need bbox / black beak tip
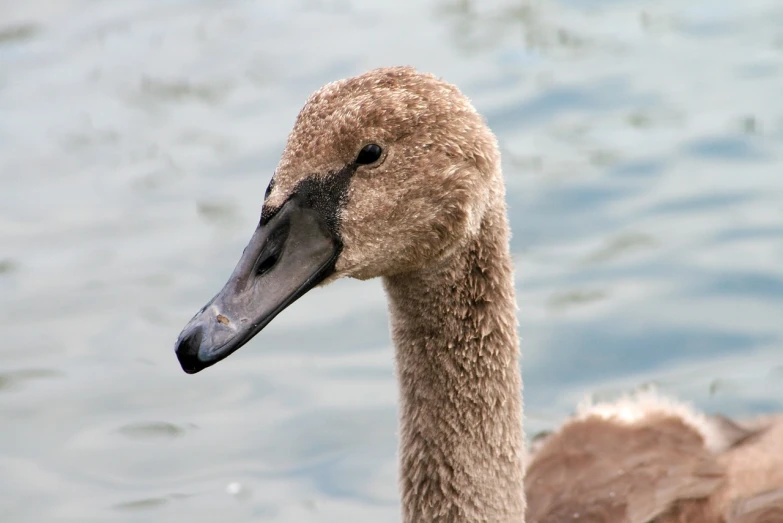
[175,326,208,374]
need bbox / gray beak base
[174,195,340,373]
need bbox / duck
[174,66,783,522]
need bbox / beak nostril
[253,219,289,278]
[255,252,279,277]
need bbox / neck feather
[383,204,526,522]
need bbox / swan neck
[383,205,526,522]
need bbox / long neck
[383,205,526,522]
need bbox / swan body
[174,67,783,522]
[527,392,783,522]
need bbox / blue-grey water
[1,0,782,521]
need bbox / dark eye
[355,144,382,165]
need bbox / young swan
[176,66,525,521]
[526,391,783,522]
[174,67,783,522]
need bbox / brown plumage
[176,66,783,522]
[526,395,783,522]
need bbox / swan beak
[174,194,340,374]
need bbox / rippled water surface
[1,0,782,521]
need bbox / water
[1,0,782,521]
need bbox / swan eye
[355,144,382,165]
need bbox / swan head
[175,66,500,373]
